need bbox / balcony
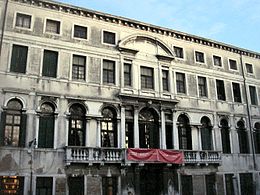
[64,146,221,165]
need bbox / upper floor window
[38,103,55,148]
[10,45,28,74]
[232,82,242,103]
[141,66,154,89]
[249,86,258,105]
[176,72,186,94]
[178,114,192,150]
[103,59,115,84]
[174,46,184,58]
[103,30,116,45]
[198,76,207,97]
[74,25,88,39]
[200,116,212,150]
[124,62,132,87]
[213,55,222,67]
[229,59,237,70]
[72,55,86,81]
[245,63,253,74]
[220,119,231,154]
[15,13,31,29]
[195,51,205,63]
[68,104,86,146]
[162,70,169,91]
[42,50,58,78]
[216,79,226,101]
[46,19,60,34]
[0,99,27,147]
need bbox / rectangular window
[102,177,117,195]
[195,51,205,63]
[213,55,222,66]
[239,173,254,195]
[42,50,58,78]
[232,82,242,103]
[103,31,116,45]
[46,19,60,34]
[174,46,184,58]
[68,176,84,195]
[74,25,88,39]
[216,79,226,101]
[206,175,216,195]
[246,63,253,74]
[181,175,193,195]
[198,76,207,97]
[229,59,237,70]
[162,70,169,91]
[141,66,154,89]
[36,177,53,195]
[10,45,28,73]
[0,176,24,195]
[176,72,186,94]
[72,55,86,80]
[103,59,115,84]
[15,13,31,29]
[249,86,258,105]
[225,174,234,195]
[124,62,132,87]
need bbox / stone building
[0,0,260,194]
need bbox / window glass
[74,25,87,39]
[162,70,169,91]
[10,45,28,73]
[103,60,115,84]
[174,46,184,58]
[46,19,60,34]
[124,63,132,87]
[16,13,31,28]
[141,66,154,89]
[229,59,237,70]
[103,31,116,45]
[195,51,205,63]
[246,63,253,74]
[72,55,86,80]
[216,79,226,101]
[42,50,58,78]
[232,82,242,103]
[213,55,222,66]
[198,76,207,97]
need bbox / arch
[99,104,119,118]
[139,107,159,149]
[119,34,174,56]
[4,97,26,109]
[67,101,88,115]
[38,99,58,112]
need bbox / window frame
[102,59,116,85]
[41,49,59,78]
[14,12,32,30]
[228,58,238,71]
[245,63,254,74]
[9,44,29,74]
[176,72,186,94]
[249,85,258,105]
[73,24,88,40]
[124,61,132,87]
[36,177,53,195]
[232,82,242,103]
[71,54,87,81]
[44,18,61,35]
[198,76,208,98]
[173,46,184,59]
[195,51,205,64]
[216,79,226,101]
[162,69,169,92]
[212,55,222,67]
[140,66,154,90]
[102,29,117,45]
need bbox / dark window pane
[176,72,186,94]
[201,117,212,150]
[237,120,249,153]
[216,80,226,101]
[124,63,132,87]
[103,60,115,84]
[68,176,84,195]
[103,31,116,45]
[178,114,192,150]
[174,46,183,58]
[16,13,31,28]
[232,83,242,103]
[36,177,53,195]
[42,50,58,78]
[254,123,260,153]
[246,63,253,74]
[46,19,60,34]
[225,174,234,195]
[195,51,205,63]
[10,45,28,73]
[221,119,231,153]
[141,66,154,89]
[74,25,88,39]
[162,70,169,91]
[249,86,258,105]
[213,55,222,66]
[181,175,193,195]
[239,173,254,195]
[198,76,207,97]
[229,59,237,70]
[72,55,86,80]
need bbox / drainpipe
[239,53,257,170]
[0,0,8,58]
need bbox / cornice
[12,0,260,59]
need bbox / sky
[56,0,260,53]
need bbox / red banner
[127,148,183,164]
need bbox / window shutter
[0,112,6,146]
[46,117,54,148]
[19,113,27,147]
[38,117,47,148]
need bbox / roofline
[12,0,260,59]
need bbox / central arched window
[178,114,192,150]
[220,119,231,153]
[68,104,86,146]
[237,120,249,154]
[139,108,159,149]
[101,107,117,147]
[38,102,55,148]
[254,122,260,154]
[0,99,26,147]
[200,116,212,150]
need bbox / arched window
[0,99,26,147]
[101,107,117,147]
[237,120,249,154]
[200,116,213,150]
[68,104,86,146]
[178,114,192,150]
[38,102,55,148]
[139,108,159,149]
[220,119,231,153]
[254,122,260,154]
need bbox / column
[121,106,126,148]
[230,115,238,153]
[85,117,91,147]
[213,112,221,151]
[161,108,166,149]
[134,106,139,148]
[96,118,101,147]
[192,125,200,150]
[117,118,121,148]
[172,110,179,149]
